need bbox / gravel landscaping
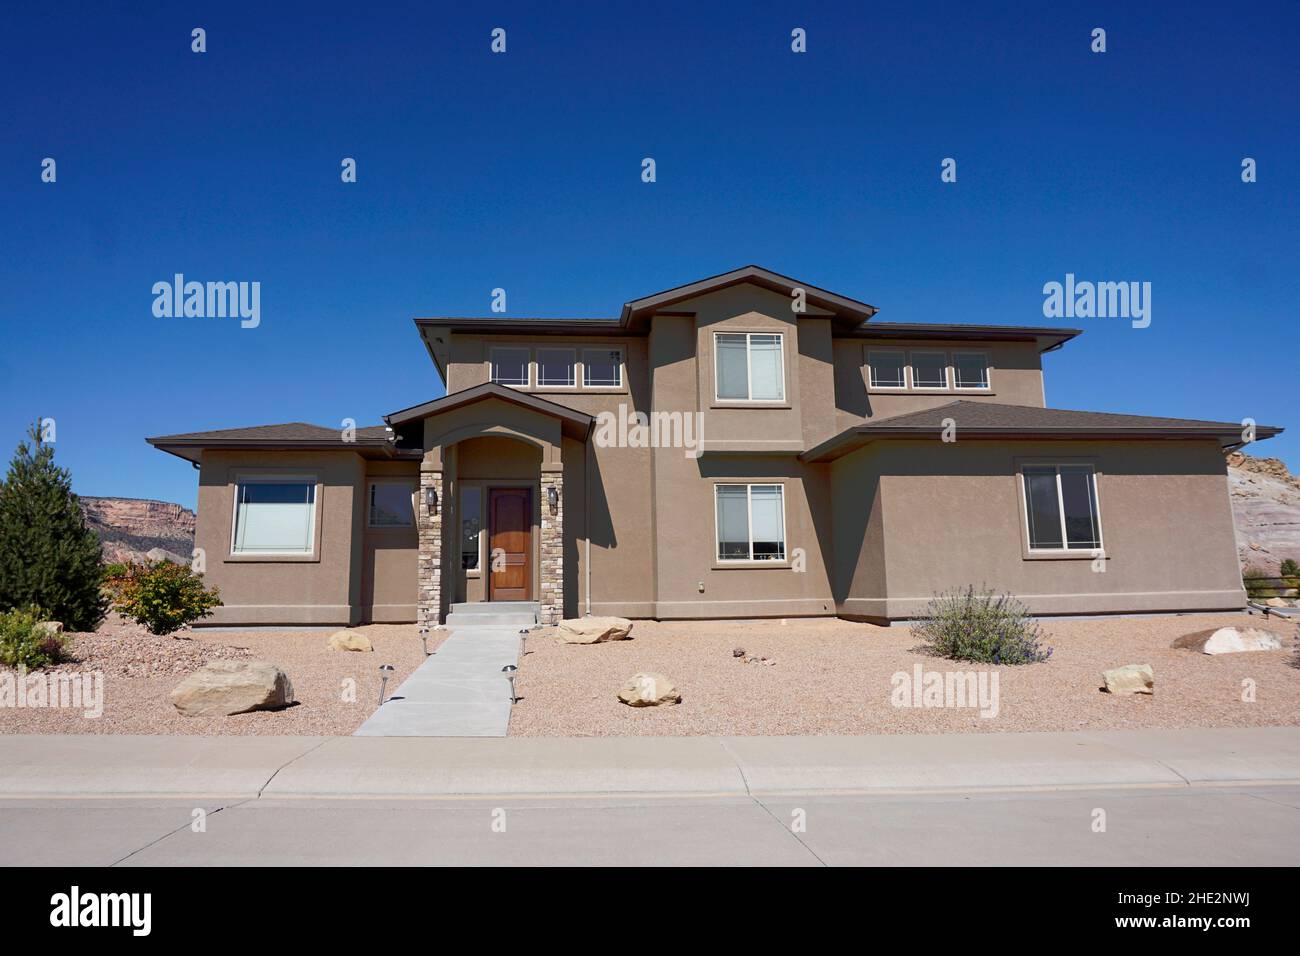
[508,612,1300,737]
[0,616,433,735]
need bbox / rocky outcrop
[81,497,196,565]
[1227,453,1300,574]
[170,660,294,716]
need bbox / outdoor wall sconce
[502,664,518,703]
[425,487,438,514]
[378,664,395,706]
[547,485,558,510]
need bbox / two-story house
[148,266,1281,627]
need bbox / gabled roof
[146,422,411,465]
[385,382,595,441]
[801,401,1283,462]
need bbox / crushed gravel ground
[0,618,435,735]
[508,613,1300,736]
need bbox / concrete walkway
[352,624,522,737]
[2,727,1298,799]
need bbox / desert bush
[112,561,222,635]
[0,605,66,670]
[1242,565,1279,599]
[912,585,1052,665]
[1280,559,1300,594]
[0,425,107,630]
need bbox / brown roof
[146,422,410,465]
[385,383,594,441]
[801,401,1283,462]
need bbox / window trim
[489,346,532,389]
[867,348,909,391]
[581,347,624,389]
[1018,462,1105,557]
[713,331,786,403]
[907,349,950,391]
[535,347,577,389]
[952,350,992,391]
[366,479,416,530]
[228,472,321,559]
[713,482,788,564]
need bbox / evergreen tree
[0,424,107,630]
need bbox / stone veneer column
[418,470,443,626]
[539,473,563,624]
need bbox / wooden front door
[488,488,532,601]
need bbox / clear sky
[2,1,1295,509]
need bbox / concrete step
[448,601,538,618]
[445,613,535,628]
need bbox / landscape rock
[617,672,681,707]
[557,616,633,644]
[34,621,64,637]
[1173,627,1284,655]
[170,660,294,716]
[145,547,190,565]
[1101,664,1154,696]
[1264,597,1289,608]
[732,647,745,658]
[327,630,374,652]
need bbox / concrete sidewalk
[1,726,1298,799]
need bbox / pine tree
[0,424,108,631]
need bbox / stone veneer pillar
[418,470,443,626]
[539,472,564,624]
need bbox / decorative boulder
[557,616,633,644]
[146,547,190,565]
[327,630,374,652]
[1101,664,1154,696]
[617,672,681,707]
[1172,627,1283,655]
[170,660,294,716]
[1264,598,1289,608]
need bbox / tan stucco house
[148,266,1281,627]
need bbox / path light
[518,627,529,657]
[378,664,395,706]
[419,625,431,657]
[502,664,518,703]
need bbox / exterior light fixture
[378,663,395,706]
[419,625,431,657]
[518,627,529,657]
[425,487,438,514]
[502,664,518,703]
[547,485,558,510]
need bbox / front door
[488,488,532,601]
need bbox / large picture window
[232,478,317,554]
[1022,464,1102,551]
[715,483,786,561]
[715,332,785,402]
[368,482,414,528]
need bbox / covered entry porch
[384,383,593,626]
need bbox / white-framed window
[582,347,623,388]
[715,332,785,402]
[953,351,991,390]
[909,350,949,389]
[867,349,908,389]
[490,347,531,387]
[536,348,576,387]
[368,481,415,528]
[715,483,786,562]
[1021,464,1103,552]
[231,475,317,555]
[460,486,482,571]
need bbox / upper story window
[368,481,414,528]
[1022,464,1102,552]
[867,349,907,389]
[232,476,317,555]
[490,347,531,387]
[909,350,948,389]
[582,348,623,388]
[537,348,576,387]
[715,332,785,402]
[953,351,991,390]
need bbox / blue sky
[2,0,1296,509]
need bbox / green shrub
[0,605,66,670]
[102,562,129,581]
[113,561,222,635]
[0,425,108,631]
[1280,559,1300,594]
[912,585,1052,665]
[1242,565,1278,600]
